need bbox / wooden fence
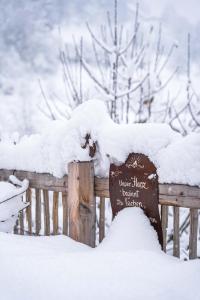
[0,161,199,259]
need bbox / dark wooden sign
[109,153,163,247]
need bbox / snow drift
[0,208,199,300]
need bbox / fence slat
[19,210,24,235]
[26,188,32,234]
[35,189,41,235]
[13,219,18,234]
[161,205,168,252]
[173,206,180,257]
[189,208,198,259]
[53,192,59,235]
[62,192,68,235]
[43,190,50,235]
[99,197,105,243]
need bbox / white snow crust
[0,208,199,300]
[0,100,199,186]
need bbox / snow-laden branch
[74,39,111,96]
[157,43,178,76]
[113,73,149,99]
[119,30,138,55]
[152,67,179,95]
[86,22,113,54]
[187,95,200,127]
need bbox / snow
[97,208,161,252]
[0,208,199,300]
[0,100,199,186]
[0,176,29,232]
[157,133,200,185]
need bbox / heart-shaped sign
[109,153,163,248]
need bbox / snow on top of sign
[0,99,199,186]
[0,207,199,300]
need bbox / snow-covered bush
[0,175,29,232]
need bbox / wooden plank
[26,188,32,234]
[43,190,50,235]
[68,161,96,247]
[53,192,59,235]
[173,206,180,258]
[159,196,200,209]
[0,169,199,205]
[159,184,200,199]
[62,192,68,235]
[0,169,199,201]
[0,170,68,192]
[189,208,198,259]
[19,209,24,235]
[94,178,200,208]
[35,189,41,235]
[161,205,168,252]
[95,177,109,198]
[99,197,105,243]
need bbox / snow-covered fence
[0,169,68,236]
[0,162,199,259]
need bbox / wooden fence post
[68,161,96,247]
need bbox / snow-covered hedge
[0,176,29,232]
[0,100,199,186]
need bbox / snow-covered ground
[0,208,199,300]
[0,100,199,186]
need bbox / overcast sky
[128,0,200,66]
[0,0,199,74]
[134,0,200,25]
[77,0,200,66]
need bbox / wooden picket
[161,205,168,252]
[62,192,68,235]
[99,197,105,243]
[173,207,180,257]
[19,211,24,235]
[189,208,199,259]
[26,188,32,234]
[43,190,50,236]
[53,192,59,235]
[35,189,41,235]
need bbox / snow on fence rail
[0,162,199,259]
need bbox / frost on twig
[38,1,199,135]
[76,0,178,123]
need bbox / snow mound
[157,133,200,185]
[99,208,161,252]
[0,99,199,186]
